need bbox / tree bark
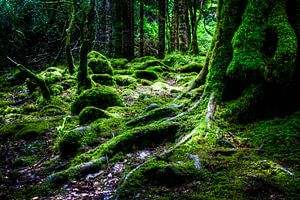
[139,0,144,57]
[202,0,298,121]
[158,0,166,59]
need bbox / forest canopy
[0,0,299,199]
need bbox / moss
[162,54,189,67]
[113,75,137,86]
[139,79,153,86]
[0,118,58,141]
[127,107,178,126]
[91,74,115,86]
[72,122,180,166]
[132,56,157,63]
[91,117,127,138]
[40,105,66,116]
[79,106,110,125]
[264,0,297,86]
[71,85,124,115]
[87,50,107,60]
[88,58,113,75]
[118,160,204,198]
[226,0,269,80]
[176,62,202,73]
[49,84,64,95]
[135,70,158,81]
[146,65,169,72]
[11,69,27,85]
[57,130,82,158]
[114,69,135,75]
[39,67,64,84]
[12,156,38,169]
[109,58,128,69]
[21,104,38,114]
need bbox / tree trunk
[158,0,166,59]
[65,1,75,74]
[77,0,95,93]
[171,0,179,51]
[202,0,298,121]
[178,0,190,52]
[139,0,144,57]
[123,0,134,60]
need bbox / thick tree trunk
[123,0,134,60]
[202,0,298,121]
[158,0,166,59]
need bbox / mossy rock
[176,62,202,73]
[139,79,153,86]
[71,85,124,115]
[79,106,110,125]
[87,50,107,60]
[135,70,158,81]
[39,67,64,84]
[91,74,115,86]
[113,75,137,86]
[109,58,128,70]
[11,69,27,85]
[57,130,82,158]
[162,54,189,67]
[88,58,113,75]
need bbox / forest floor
[0,53,299,200]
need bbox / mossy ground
[0,53,299,199]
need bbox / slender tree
[139,0,145,57]
[158,0,166,58]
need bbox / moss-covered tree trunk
[77,0,95,93]
[197,0,298,121]
[65,1,75,74]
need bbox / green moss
[40,105,66,116]
[91,74,115,86]
[135,70,158,81]
[146,65,169,72]
[57,130,82,158]
[127,107,178,126]
[109,58,128,69]
[49,84,64,95]
[114,69,135,75]
[0,118,58,141]
[71,85,124,115]
[162,54,189,67]
[79,106,110,125]
[91,117,127,138]
[176,62,202,73]
[113,75,137,86]
[39,67,64,84]
[264,0,297,86]
[132,56,157,63]
[11,69,27,85]
[226,0,269,80]
[88,58,113,75]
[87,50,107,60]
[72,122,180,165]
[139,79,153,86]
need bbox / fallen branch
[7,56,51,101]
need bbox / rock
[71,85,124,115]
[79,106,111,125]
[146,103,160,111]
